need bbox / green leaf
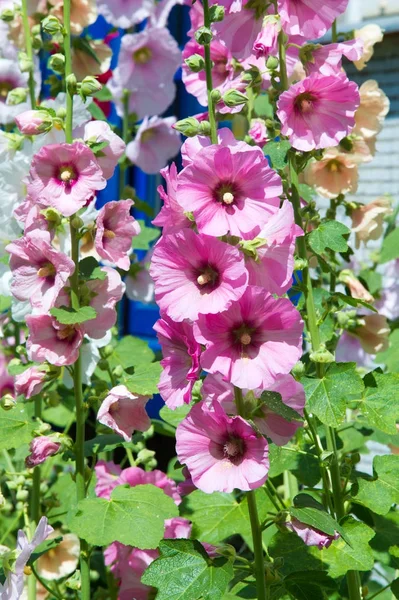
[46,473,77,524]
[87,101,107,121]
[391,578,399,599]
[0,403,36,452]
[50,306,97,325]
[302,363,364,427]
[259,391,303,422]
[268,445,320,487]
[132,198,155,218]
[83,434,138,457]
[289,507,350,546]
[109,336,155,370]
[142,539,234,600]
[124,362,162,395]
[269,531,325,577]
[263,140,291,170]
[323,517,375,578]
[359,269,382,295]
[69,484,178,548]
[94,86,113,101]
[298,184,316,204]
[284,571,337,600]
[333,291,377,313]
[358,371,399,434]
[254,94,273,118]
[72,36,101,64]
[132,220,160,250]
[375,330,399,373]
[380,227,399,263]
[79,257,106,280]
[159,403,192,428]
[351,455,399,515]
[308,221,350,255]
[0,295,11,312]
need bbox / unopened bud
[31,24,41,36]
[291,361,305,378]
[309,344,335,364]
[209,4,225,22]
[266,55,279,70]
[195,26,213,45]
[0,9,14,21]
[222,89,248,107]
[56,107,67,119]
[42,207,62,227]
[32,35,42,51]
[66,73,77,95]
[7,87,28,106]
[198,120,211,136]
[184,54,205,73]
[294,257,308,271]
[173,117,200,137]
[112,365,124,378]
[71,216,84,230]
[98,359,108,371]
[1,395,16,411]
[18,52,33,73]
[15,110,53,135]
[80,76,102,99]
[136,449,156,465]
[42,15,62,35]
[16,489,29,501]
[48,53,65,74]
[210,89,222,103]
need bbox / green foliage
[0,295,11,312]
[351,455,399,515]
[108,335,155,370]
[375,330,399,373]
[260,391,303,422]
[308,221,350,255]
[69,484,178,548]
[379,227,399,263]
[141,539,234,600]
[79,256,107,280]
[124,362,162,395]
[302,363,364,427]
[159,403,192,428]
[323,517,375,578]
[268,444,321,487]
[254,94,273,117]
[263,140,291,170]
[132,220,160,250]
[358,371,399,434]
[0,403,36,452]
[50,305,97,325]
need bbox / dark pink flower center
[37,262,56,280]
[295,92,318,114]
[213,180,241,207]
[56,325,78,343]
[56,164,78,187]
[233,323,257,355]
[223,436,246,465]
[196,264,219,290]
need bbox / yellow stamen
[240,332,252,346]
[222,192,234,205]
[103,229,116,239]
[37,263,56,278]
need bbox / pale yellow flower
[36,531,79,581]
[354,80,390,139]
[354,24,384,70]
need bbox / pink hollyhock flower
[27,142,106,218]
[6,233,75,312]
[98,0,154,28]
[26,436,61,468]
[182,38,233,106]
[177,466,197,497]
[303,148,359,200]
[97,385,151,442]
[351,196,392,248]
[277,73,360,152]
[176,143,282,237]
[150,229,248,321]
[252,20,279,59]
[83,120,126,180]
[195,285,303,390]
[164,517,192,540]
[278,0,349,39]
[82,267,124,339]
[242,200,302,295]
[248,119,268,147]
[15,109,53,135]
[116,28,181,92]
[304,39,364,77]
[105,545,157,600]
[176,400,269,493]
[180,127,247,167]
[0,518,53,600]
[214,5,263,60]
[0,355,14,400]
[354,24,383,71]
[15,366,46,399]
[26,315,84,367]
[202,372,305,446]
[154,315,201,409]
[126,116,181,175]
[95,200,140,270]
[94,461,122,499]
[285,518,339,549]
[152,163,192,234]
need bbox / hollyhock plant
[354,80,390,139]
[176,400,269,493]
[351,196,393,248]
[176,143,282,237]
[285,518,340,549]
[26,315,84,367]
[152,163,192,234]
[37,531,80,581]
[252,19,279,59]
[303,39,364,77]
[82,121,126,180]
[81,267,125,339]
[98,0,154,28]
[15,110,53,135]
[248,119,268,147]
[354,24,384,70]
[26,436,61,468]
[150,229,248,321]
[95,200,141,270]
[126,116,181,175]
[7,233,75,312]
[213,4,264,60]
[97,385,151,442]
[27,142,107,218]
[303,148,359,200]
[195,285,303,390]
[154,314,201,409]
[278,0,349,39]
[277,73,360,152]
[15,366,46,399]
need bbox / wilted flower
[354,24,383,70]
[351,196,393,248]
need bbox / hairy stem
[21,0,35,108]
[28,397,42,600]
[202,0,218,144]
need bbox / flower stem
[28,397,42,600]
[21,0,35,109]
[234,387,268,600]
[202,0,218,144]
[63,0,73,144]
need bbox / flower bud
[15,110,53,135]
[184,54,205,73]
[41,14,63,35]
[16,489,29,501]
[199,120,211,136]
[25,436,62,468]
[98,359,109,371]
[7,87,28,106]
[80,76,102,99]
[71,215,84,229]
[266,55,279,70]
[48,53,65,74]
[209,4,225,22]
[0,9,14,21]
[103,344,114,358]
[56,107,67,119]
[222,89,248,107]
[173,117,201,137]
[294,257,308,271]
[309,344,335,364]
[31,24,41,36]
[1,395,16,411]
[66,73,77,95]
[41,207,62,227]
[136,448,156,465]
[195,26,213,45]
[291,361,305,378]
[210,89,222,103]
[112,365,124,378]
[18,52,33,73]
[32,35,42,51]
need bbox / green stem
[234,387,267,600]
[331,20,338,43]
[31,566,63,600]
[304,409,334,514]
[63,0,73,143]
[21,0,35,108]
[202,0,217,144]
[278,31,288,92]
[28,397,42,600]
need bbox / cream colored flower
[72,39,112,81]
[354,80,390,139]
[354,24,383,70]
[49,0,97,35]
[354,314,390,354]
[339,269,374,304]
[351,196,393,248]
[36,531,79,581]
[304,148,358,199]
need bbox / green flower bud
[42,15,63,35]
[339,136,354,152]
[71,215,84,230]
[294,257,308,271]
[291,361,305,378]
[18,52,33,73]
[309,344,335,364]
[184,54,205,73]
[209,4,225,22]
[1,395,16,411]
[210,89,222,103]
[32,35,42,51]
[266,55,279,70]
[48,53,65,74]
[56,107,67,119]
[222,89,248,107]
[174,117,201,137]
[7,87,28,106]
[112,365,124,378]
[31,24,41,36]
[198,120,211,136]
[98,359,109,371]
[41,207,62,227]
[136,448,156,465]
[66,73,77,95]
[16,489,29,501]
[80,76,102,99]
[0,9,14,21]
[195,26,213,45]
[6,480,18,490]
